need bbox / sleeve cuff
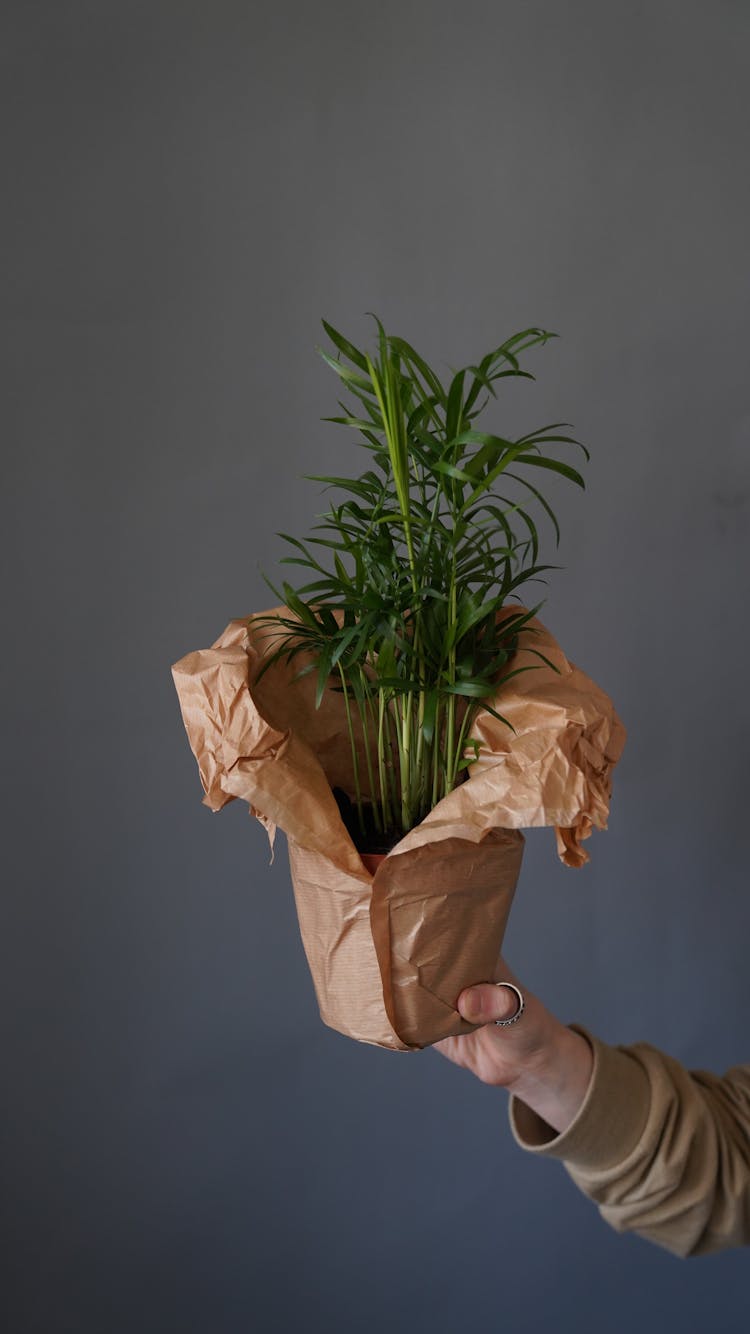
[508,1023,652,1172]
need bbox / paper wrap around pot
[172,607,625,1050]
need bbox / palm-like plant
[254,317,588,849]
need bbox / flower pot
[359,852,386,878]
[287,826,524,1050]
[172,605,625,1050]
[285,786,525,1048]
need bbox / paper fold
[172,606,625,872]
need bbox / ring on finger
[493,982,525,1026]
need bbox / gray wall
[3,2,749,1330]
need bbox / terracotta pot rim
[359,850,391,874]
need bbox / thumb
[457,982,520,1025]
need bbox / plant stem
[377,688,390,832]
[337,663,365,836]
[397,690,412,831]
[355,670,382,834]
[384,696,400,826]
[413,633,426,814]
[375,685,399,833]
[402,612,428,830]
[445,552,457,801]
[431,695,443,810]
[446,698,478,792]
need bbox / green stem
[384,697,400,826]
[431,696,443,810]
[446,698,477,792]
[397,691,411,831]
[337,663,365,836]
[355,671,382,834]
[413,637,426,814]
[402,613,427,831]
[446,553,457,800]
[377,688,389,832]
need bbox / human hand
[434,955,594,1135]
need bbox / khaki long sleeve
[508,1024,750,1258]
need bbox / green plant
[254,317,588,848]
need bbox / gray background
[3,1,749,1331]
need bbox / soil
[331,786,400,856]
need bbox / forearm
[509,1024,750,1258]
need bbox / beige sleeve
[508,1024,750,1258]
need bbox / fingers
[457,982,521,1026]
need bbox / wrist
[507,1022,594,1136]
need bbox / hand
[434,955,594,1135]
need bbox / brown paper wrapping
[288,829,524,1050]
[172,607,625,1050]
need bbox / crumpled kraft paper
[172,606,625,1049]
[288,828,524,1050]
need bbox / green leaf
[333,552,351,587]
[315,649,335,709]
[517,432,590,463]
[504,471,562,546]
[318,349,375,394]
[456,752,483,772]
[506,563,558,594]
[513,454,586,488]
[371,674,424,692]
[453,428,517,451]
[282,583,323,631]
[276,532,328,572]
[387,336,447,404]
[446,369,466,441]
[462,440,534,508]
[523,647,561,674]
[330,621,364,666]
[432,459,476,484]
[258,567,286,606]
[453,593,509,645]
[463,362,499,404]
[472,700,517,733]
[321,319,370,372]
[440,679,498,699]
[323,413,383,433]
[304,473,380,499]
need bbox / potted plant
[253,318,587,861]
[172,318,625,1050]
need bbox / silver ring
[493,982,525,1026]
